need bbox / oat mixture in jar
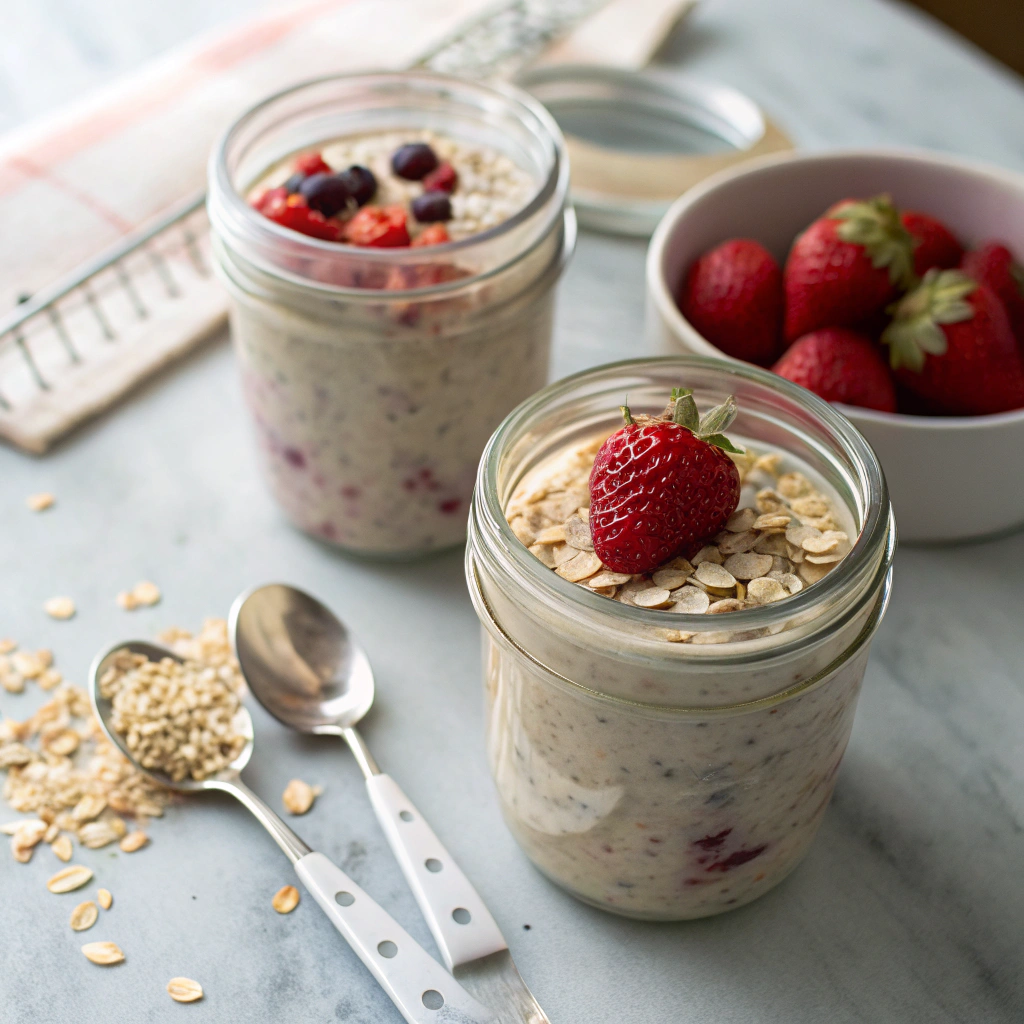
[467,357,895,920]
[208,73,573,557]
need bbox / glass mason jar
[208,72,573,557]
[466,356,896,920]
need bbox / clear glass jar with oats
[466,356,895,920]
[208,72,573,557]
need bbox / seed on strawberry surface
[391,142,439,180]
[337,165,377,207]
[298,173,352,218]
[411,191,452,223]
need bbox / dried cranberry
[411,224,450,247]
[264,194,342,241]
[283,172,306,194]
[344,205,411,247]
[298,173,352,218]
[422,161,458,193]
[391,143,439,180]
[338,165,377,206]
[294,152,332,176]
[412,191,452,223]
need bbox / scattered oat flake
[82,941,124,965]
[116,590,139,611]
[52,834,73,862]
[70,900,99,931]
[97,888,112,910]
[167,977,204,1003]
[73,794,108,823]
[725,507,757,532]
[44,597,76,620]
[132,582,161,607]
[120,830,149,853]
[26,492,55,512]
[79,820,121,849]
[272,884,300,914]
[0,639,15,655]
[48,864,94,893]
[282,779,316,816]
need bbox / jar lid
[516,64,793,236]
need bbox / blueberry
[411,191,452,223]
[283,172,306,194]
[298,173,351,217]
[338,165,377,206]
[391,143,439,181]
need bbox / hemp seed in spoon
[99,651,246,782]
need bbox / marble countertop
[2,1,1023,1022]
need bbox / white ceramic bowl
[646,147,1024,543]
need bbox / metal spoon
[229,585,548,1023]
[88,640,495,1024]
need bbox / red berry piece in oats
[411,224,451,247]
[588,389,743,575]
[422,161,458,194]
[344,205,411,247]
[294,152,332,176]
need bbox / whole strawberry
[773,328,897,412]
[901,210,963,278]
[961,241,1024,343]
[679,239,783,365]
[784,195,916,343]
[882,269,1024,416]
[589,390,742,574]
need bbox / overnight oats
[466,357,895,920]
[208,73,572,556]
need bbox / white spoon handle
[366,774,509,971]
[296,852,496,1024]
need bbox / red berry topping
[901,210,963,277]
[961,241,1024,343]
[411,224,451,247]
[588,390,742,575]
[343,205,411,248]
[251,186,289,215]
[784,195,915,343]
[264,194,343,241]
[772,328,897,412]
[294,152,332,177]
[422,161,458,194]
[679,239,783,366]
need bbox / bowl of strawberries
[646,148,1024,542]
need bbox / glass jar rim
[207,70,569,297]
[476,354,894,639]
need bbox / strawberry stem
[620,403,635,426]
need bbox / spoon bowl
[88,639,255,793]
[229,583,375,735]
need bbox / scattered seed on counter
[282,779,319,815]
[43,597,76,621]
[26,492,55,512]
[97,888,112,910]
[82,941,124,965]
[70,901,99,931]
[47,865,93,893]
[167,977,204,1003]
[272,885,300,914]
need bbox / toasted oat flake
[37,667,63,690]
[777,472,813,499]
[725,507,757,532]
[723,552,773,581]
[563,515,594,551]
[97,888,112,910]
[73,794,107,823]
[79,821,121,849]
[0,639,15,655]
[746,577,789,605]
[167,977,204,1003]
[632,587,673,609]
[691,546,724,566]
[282,779,316,816]
[708,599,746,614]
[555,550,602,583]
[52,834,73,861]
[694,562,736,589]
[753,512,792,530]
[669,587,711,615]
[43,597,76,621]
[82,941,124,965]
[588,571,632,588]
[70,900,99,931]
[27,492,55,512]
[768,571,804,595]
[48,864,94,893]
[272,884,301,914]
[717,529,759,555]
[45,729,80,757]
[651,567,692,590]
[2,674,24,694]
[116,591,139,611]
[12,651,43,678]
[802,530,848,555]
[120,830,149,853]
